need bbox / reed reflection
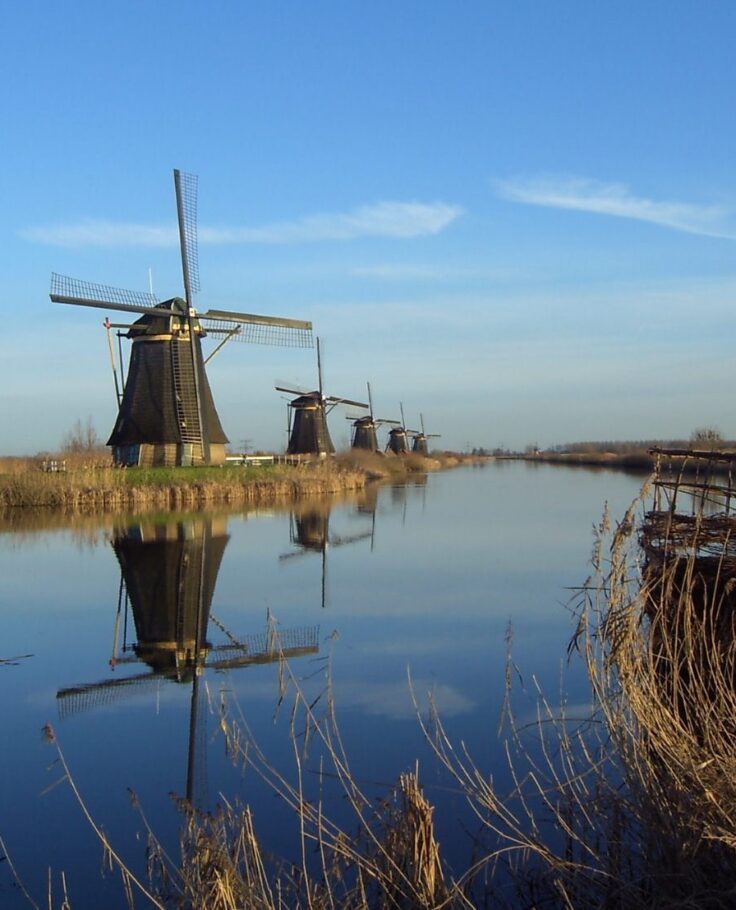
[56,515,319,804]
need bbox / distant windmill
[348,382,400,452]
[385,402,419,455]
[276,338,368,456]
[56,516,319,806]
[410,413,441,455]
[50,169,313,467]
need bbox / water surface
[0,462,647,907]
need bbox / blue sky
[2,1,735,454]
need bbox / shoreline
[501,449,736,474]
[501,451,655,471]
[0,451,487,517]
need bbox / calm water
[0,462,647,907]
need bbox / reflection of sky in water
[0,463,647,907]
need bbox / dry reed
[0,462,369,514]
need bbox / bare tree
[61,416,100,453]
[689,426,724,450]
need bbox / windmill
[385,403,419,455]
[275,338,368,456]
[280,502,372,608]
[410,413,441,455]
[56,516,319,806]
[348,382,400,452]
[50,169,313,467]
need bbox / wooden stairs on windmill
[170,337,204,460]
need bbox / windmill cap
[289,392,322,406]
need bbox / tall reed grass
[0,461,369,513]
[0,450,477,514]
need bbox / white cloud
[204,201,463,243]
[20,220,178,248]
[20,201,463,248]
[494,176,736,239]
[220,672,475,720]
[335,678,475,720]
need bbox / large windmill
[348,382,400,452]
[56,516,319,806]
[276,338,368,456]
[410,413,441,455]
[50,169,313,467]
[385,403,418,455]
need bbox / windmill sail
[174,168,200,299]
[51,273,161,314]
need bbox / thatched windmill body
[276,339,368,456]
[349,383,400,452]
[411,413,441,455]
[50,170,313,467]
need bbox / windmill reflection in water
[280,501,374,608]
[56,516,319,805]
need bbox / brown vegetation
[335,448,472,479]
[0,450,478,515]
[0,459,366,514]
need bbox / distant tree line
[536,427,731,455]
[472,427,732,459]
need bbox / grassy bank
[0,450,480,514]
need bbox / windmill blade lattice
[57,671,172,719]
[51,273,161,314]
[325,395,369,409]
[174,169,200,296]
[275,383,314,396]
[202,316,312,348]
[57,624,320,719]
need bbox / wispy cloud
[494,176,736,239]
[20,220,177,248]
[336,678,475,720]
[20,201,463,248]
[204,201,463,243]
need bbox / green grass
[119,463,288,487]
